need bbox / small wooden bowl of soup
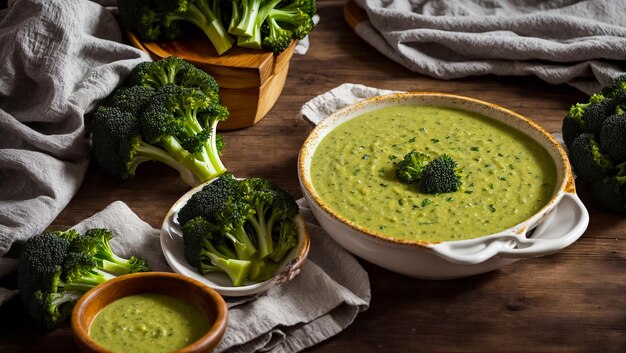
[71,272,227,353]
[298,92,590,279]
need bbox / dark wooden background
[1,1,624,352]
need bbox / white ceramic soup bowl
[298,92,589,279]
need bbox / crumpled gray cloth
[353,0,626,94]
[0,199,370,352]
[0,0,149,256]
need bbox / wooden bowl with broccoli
[160,173,310,297]
[298,92,589,279]
[118,0,317,130]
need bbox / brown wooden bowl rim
[71,271,228,353]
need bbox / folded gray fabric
[353,0,626,94]
[0,0,149,256]
[0,199,370,352]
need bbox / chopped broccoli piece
[268,219,298,263]
[568,133,614,183]
[395,151,430,184]
[420,155,462,194]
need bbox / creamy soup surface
[310,105,557,242]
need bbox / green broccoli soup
[310,105,557,242]
[89,293,210,353]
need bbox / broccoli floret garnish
[420,155,462,194]
[178,176,299,286]
[93,59,230,187]
[568,133,614,183]
[17,230,149,329]
[395,151,430,184]
[602,75,626,98]
[394,152,461,194]
[118,0,233,55]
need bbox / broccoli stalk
[82,228,150,275]
[198,238,251,286]
[269,220,298,263]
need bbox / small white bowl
[298,92,589,279]
[161,178,310,297]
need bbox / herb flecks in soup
[310,105,557,242]
[89,293,210,353]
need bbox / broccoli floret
[129,57,220,100]
[105,85,156,116]
[177,173,239,225]
[600,114,626,163]
[261,16,293,54]
[139,84,228,182]
[268,219,298,262]
[183,216,252,285]
[420,155,462,194]
[395,151,430,184]
[92,106,203,186]
[119,0,233,55]
[233,0,315,52]
[178,176,300,285]
[267,0,314,40]
[81,228,150,275]
[568,133,614,183]
[562,93,607,145]
[583,98,616,135]
[591,162,626,214]
[602,75,626,98]
[17,230,149,328]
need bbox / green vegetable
[177,174,299,286]
[562,75,626,213]
[420,155,462,194]
[118,0,233,55]
[118,0,317,55]
[92,57,228,187]
[591,162,626,214]
[17,229,149,329]
[394,151,430,184]
[394,151,462,194]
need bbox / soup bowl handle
[429,193,589,265]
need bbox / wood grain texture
[1,1,624,353]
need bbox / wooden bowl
[128,32,297,130]
[71,272,228,353]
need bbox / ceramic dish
[71,272,227,353]
[298,92,589,279]
[161,178,310,297]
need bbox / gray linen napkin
[0,0,150,256]
[353,0,626,94]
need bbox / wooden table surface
[1,1,625,352]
